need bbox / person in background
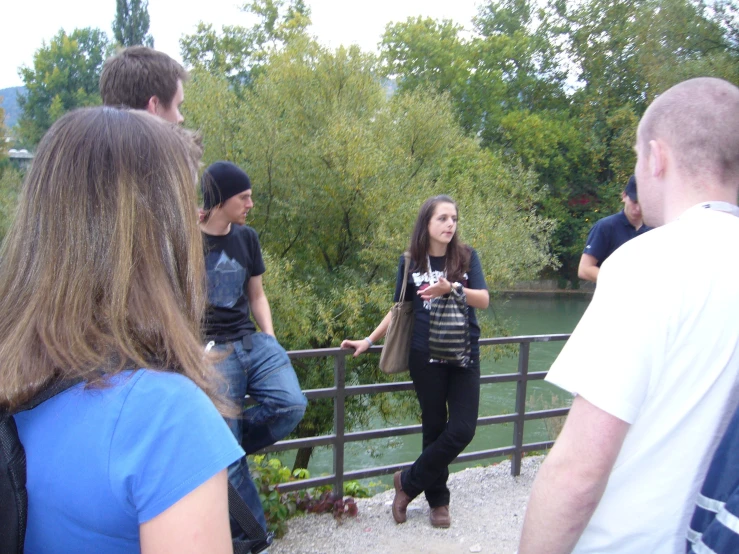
[578,175,651,282]
[100,45,187,124]
[342,195,489,529]
[6,106,241,553]
[200,161,307,534]
[518,77,739,554]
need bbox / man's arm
[577,253,600,282]
[518,395,630,554]
[247,274,275,337]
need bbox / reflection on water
[299,294,592,484]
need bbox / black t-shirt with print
[202,224,265,342]
[393,249,487,357]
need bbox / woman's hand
[418,277,453,301]
[341,339,370,357]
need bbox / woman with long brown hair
[342,195,489,528]
[2,107,241,553]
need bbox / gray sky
[1,0,482,88]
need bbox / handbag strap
[399,252,411,303]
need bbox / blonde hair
[0,107,227,412]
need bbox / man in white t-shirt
[518,77,739,554]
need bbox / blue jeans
[213,332,307,532]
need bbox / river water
[297,294,592,487]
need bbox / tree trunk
[293,446,313,471]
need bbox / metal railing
[260,334,570,494]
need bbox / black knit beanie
[201,161,252,210]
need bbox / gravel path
[269,456,543,554]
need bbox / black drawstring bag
[428,289,470,367]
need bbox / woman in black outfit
[342,195,489,528]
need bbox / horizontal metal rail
[258,334,570,495]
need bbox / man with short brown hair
[100,46,187,124]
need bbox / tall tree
[712,0,739,52]
[380,1,569,144]
[380,17,470,98]
[113,0,154,47]
[466,0,569,145]
[0,167,21,242]
[17,28,110,146]
[0,103,6,161]
[181,0,311,92]
[554,0,731,110]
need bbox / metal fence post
[511,341,530,476]
[333,353,346,497]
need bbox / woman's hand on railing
[340,339,370,357]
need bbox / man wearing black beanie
[200,161,307,534]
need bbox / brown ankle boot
[392,471,412,524]
[429,505,451,528]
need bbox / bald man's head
[639,78,739,187]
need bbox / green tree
[181,0,311,91]
[113,0,154,47]
[712,0,739,52]
[0,167,22,242]
[465,0,569,145]
[185,37,555,468]
[17,28,110,145]
[380,1,569,141]
[380,17,470,99]
[0,103,6,162]
[555,0,728,109]
[537,0,739,283]
[379,0,739,286]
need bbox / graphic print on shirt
[413,268,468,310]
[205,251,246,308]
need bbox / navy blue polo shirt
[583,210,652,266]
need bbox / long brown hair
[0,107,227,412]
[409,195,470,281]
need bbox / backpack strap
[0,409,27,553]
[229,481,274,553]
[0,378,83,554]
[12,378,85,415]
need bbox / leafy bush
[249,455,362,537]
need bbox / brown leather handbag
[379,252,414,374]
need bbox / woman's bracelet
[364,337,373,347]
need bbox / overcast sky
[1,0,482,88]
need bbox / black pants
[401,348,480,507]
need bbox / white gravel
[269,456,543,554]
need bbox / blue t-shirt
[394,248,488,357]
[14,370,244,553]
[583,210,652,265]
